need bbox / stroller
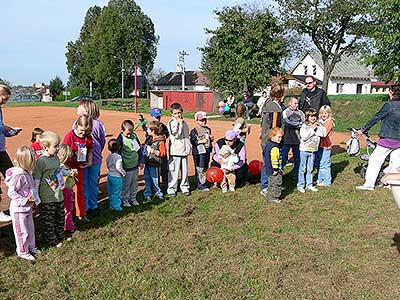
[347,127,388,184]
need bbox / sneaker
[30,248,41,255]
[356,185,374,191]
[156,194,164,200]
[0,211,12,223]
[229,186,235,192]
[122,202,132,207]
[183,191,191,197]
[144,196,152,202]
[222,187,228,193]
[167,192,177,197]
[260,188,268,197]
[199,188,210,192]
[18,253,35,261]
[268,198,282,204]
[316,182,331,187]
[78,216,90,222]
[56,242,63,248]
[306,185,318,192]
[297,187,306,193]
[129,199,140,206]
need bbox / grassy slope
[0,152,399,299]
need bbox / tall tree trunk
[322,61,333,93]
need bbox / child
[167,103,192,196]
[77,99,106,215]
[63,115,93,221]
[143,120,167,201]
[218,145,239,193]
[190,111,213,191]
[33,131,65,247]
[316,105,335,187]
[30,127,44,159]
[297,109,327,193]
[233,104,251,143]
[57,144,77,233]
[117,119,144,206]
[263,128,284,203]
[5,146,39,261]
[106,139,126,211]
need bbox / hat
[150,108,162,118]
[194,111,207,121]
[225,130,238,140]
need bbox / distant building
[289,51,372,95]
[154,71,210,91]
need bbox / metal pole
[121,60,124,99]
[134,65,138,113]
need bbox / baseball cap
[194,111,207,121]
[150,108,162,118]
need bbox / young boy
[143,120,167,201]
[190,111,213,191]
[106,139,126,211]
[167,103,191,196]
[117,119,144,206]
[264,127,284,203]
[33,131,65,247]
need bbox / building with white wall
[154,71,210,91]
[289,51,372,95]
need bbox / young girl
[117,119,144,206]
[297,109,326,193]
[64,115,93,221]
[233,104,251,143]
[143,120,166,201]
[57,144,77,233]
[76,99,106,215]
[218,144,239,193]
[5,146,39,261]
[30,127,44,159]
[106,139,125,211]
[316,105,335,187]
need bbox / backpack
[346,131,360,156]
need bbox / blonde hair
[79,99,100,119]
[75,115,93,135]
[14,146,36,172]
[0,84,11,96]
[319,105,332,116]
[268,127,284,139]
[57,144,73,164]
[39,131,61,148]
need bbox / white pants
[167,156,190,194]
[364,145,400,187]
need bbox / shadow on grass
[391,233,400,253]
[331,159,349,182]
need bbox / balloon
[206,166,224,183]
[248,160,263,176]
[218,101,225,107]
[219,107,225,113]
[224,105,231,112]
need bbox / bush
[55,87,84,101]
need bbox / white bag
[346,132,360,156]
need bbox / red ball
[248,160,263,176]
[206,166,224,183]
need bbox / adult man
[356,84,400,190]
[299,75,331,112]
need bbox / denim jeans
[316,148,332,185]
[144,166,163,198]
[298,151,314,188]
[244,102,254,119]
[281,144,300,179]
[260,144,269,190]
[84,163,101,212]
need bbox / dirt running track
[0,106,351,210]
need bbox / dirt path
[0,106,352,210]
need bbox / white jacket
[299,123,326,152]
[168,118,192,156]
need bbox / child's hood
[4,167,29,187]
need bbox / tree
[365,0,400,82]
[147,67,167,89]
[49,76,64,98]
[277,0,371,91]
[199,4,287,96]
[66,0,158,97]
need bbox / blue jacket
[363,100,400,141]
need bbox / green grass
[0,152,399,299]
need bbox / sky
[0,0,256,86]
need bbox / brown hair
[304,108,318,124]
[170,102,183,112]
[79,99,100,119]
[108,138,121,153]
[75,115,93,135]
[269,84,284,101]
[390,84,400,99]
[148,120,163,135]
[0,84,11,96]
[31,127,44,143]
[236,103,246,118]
[268,127,284,139]
[120,119,134,131]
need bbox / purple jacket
[5,167,35,213]
[212,138,246,171]
[90,119,106,165]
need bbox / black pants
[0,151,13,195]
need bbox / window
[336,83,344,94]
[356,84,363,94]
[303,65,308,75]
[312,65,317,76]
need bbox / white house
[154,71,210,91]
[289,51,372,95]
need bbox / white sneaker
[306,185,318,192]
[316,182,331,187]
[130,199,140,206]
[18,253,35,261]
[122,202,132,207]
[229,186,235,192]
[0,211,12,223]
[268,198,282,204]
[260,188,268,197]
[222,187,228,193]
[30,248,41,255]
[356,185,374,191]
[297,187,305,193]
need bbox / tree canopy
[277,0,371,91]
[49,76,64,98]
[66,0,158,98]
[200,4,287,95]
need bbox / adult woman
[356,84,400,190]
[242,91,254,120]
[211,130,248,187]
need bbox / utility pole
[113,56,125,99]
[178,50,188,91]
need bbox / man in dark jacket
[299,75,331,112]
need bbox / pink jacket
[5,167,35,213]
